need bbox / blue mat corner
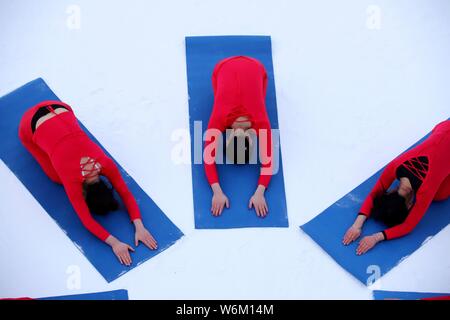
[39,289,129,300]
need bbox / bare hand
[249,188,268,218]
[356,235,380,255]
[135,226,158,250]
[343,226,362,245]
[112,241,135,266]
[211,190,229,216]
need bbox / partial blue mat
[0,79,184,282]
[185,36,288,229]
[301,123,450,285]
[373,290,450,300]
[39,289,129,300]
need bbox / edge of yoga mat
[38,289,129,300]
[185,35,288,229]
[300,119,450,285]
[0,79,184,282]
[372,290,450,300]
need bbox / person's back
[213,56,267,127]
[391,120,450,183]
[32,109,107,183]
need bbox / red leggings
[18,101,73,184]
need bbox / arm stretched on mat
[204,56,273,218]
[19,101,158,266]
[343,120,450,255]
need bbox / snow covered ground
[0,0,449,299]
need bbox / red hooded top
[204,56,273,188]
[360,120,450,240]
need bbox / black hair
[224,135,251,164]
[371,192,410,227]
[84,179,119,215]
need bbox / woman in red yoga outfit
[204,56,273,217]
[19,100,158,266]
[343,120,450,255]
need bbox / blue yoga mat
[0,79,184,282]
[39,289,128,300]
[301,123,450,285]
[185,36,288,229]
[373,290,450,300]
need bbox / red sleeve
[257,116,272,188]
[383,189,435,240]
[262,63,268,97]
[204,112,224,186]
[204,62,228,186]
[255,66,272,188]
[101,157,141,221]
[359,161,398,217]
[64,183,110,241]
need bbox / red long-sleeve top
[360,120,450,240]
[204,56,273,188]
[19,101,141,241]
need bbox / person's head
[224,129,253,164]
[230,116,252,132]
[83,178,119,215]
[371,191,410,227]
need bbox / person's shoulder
[98,154,115,168]
[239,56,266,72]
[213,56,237,73]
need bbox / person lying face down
[19,101,158,266]
[204,56,273,218]
[343,120,450,255]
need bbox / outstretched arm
[204,110,229,216]
[249,117,272,217]
[102,158,157,250]
[64,183,135,265]
[355,188,436,255]
[383,191,435,240]
[359,161,397,217]
[343,161,397,246]
[343,214,366,245]
[101,158,141,221]
[65,184,111,241]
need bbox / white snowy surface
[0,0,449,299]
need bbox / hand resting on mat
[106,236,135,266]
[249,185,268,217]
[134,219,158,250]
[342,223,362,245]
[211,183,229,216]
[106,221,158,266]
[343,210,385,255]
